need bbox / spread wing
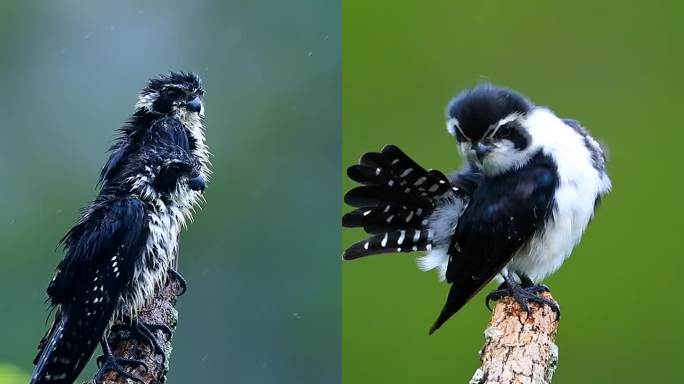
[342,145,464,259]
[429,153,559,333]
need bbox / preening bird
[343,84,611,334]
[31,72,210,384]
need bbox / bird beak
[188,174,206,193]
[186,97,202,113]
[473,143,492,162]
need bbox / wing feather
[430,153,559,333]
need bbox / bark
[85,277,181,384]
[470,292,560,384]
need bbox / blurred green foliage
[0,1,339,383]
[0,364,29,384]
[343,1,683,383]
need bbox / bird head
[136,71,205,117]
[127,144,206,202]
[446,84,535,176]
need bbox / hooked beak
[188,174,206,193]
[186,97,202,113]
[473,143,492,162]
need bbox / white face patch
[459,141,472,160]
[457,113,533,175]
[480,139,529,174]
[135,92,158,111]
[446,118,460,137]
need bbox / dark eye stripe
[496,123,529,149]
[454,123,472,143]
[492,123,512,139]
[165,87,183,96]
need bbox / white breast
[118,115,210,318]
[507,108,611,282]
[118,203,183,317]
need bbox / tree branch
[470,292,560,384]
[85,277,181,384]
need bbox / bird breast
[118,207,182,317]
[507,109,611,282]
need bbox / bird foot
[112,319,171,365]
[168,268,187,296]
[95,338,147,384]
[486,283,560,319]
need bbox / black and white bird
[31,72,210,384]
[343,84,611,334]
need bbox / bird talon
[114,317,170,366]
[95,338,147,384]
[144,323,173,339]
[485,277,560,320]
[521,302,531,314]
[484,283,510,310]
[485,297,494,311]
[168,268,187,296]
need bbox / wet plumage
[31,72,210,384]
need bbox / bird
[31,72,210,384]
[342,83,611,334]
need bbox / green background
[0,1,340,383]
[343,1,682,383]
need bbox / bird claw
[114,319,170,366]
[525,284,550,294]
[485,282,508,310]
[129,320,168,365]
[96,355,148,372]
[139,321,173,342]
[485,283,560,320]
[168,268,187,296]
[95,338,147,384]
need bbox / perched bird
[31,72,210,384]
[343,84,611,334]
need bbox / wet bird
[343,84,611,334]
[31,72,210,384]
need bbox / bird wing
[429,154,558,333]
[47,197,149,306]
[342,145,473,259]
[34,198,148,384]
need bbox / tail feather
[31,304,113,384]
[343,145,461,259]
[428,278,489,335]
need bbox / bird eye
[493,123,513,138]
[165,87,182,98]
[452,126,468,143]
